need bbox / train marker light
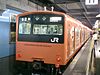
[17,54,21,58]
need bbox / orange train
[16,11,92,75]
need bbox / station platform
[0,38,100,75]
[63,39,93,75]
[63,38,100,75]
[95,39,100,75]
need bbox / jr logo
[51,37,59,43]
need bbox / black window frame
[18,13,64,44]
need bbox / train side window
[75,28,80,46]
[19,16,31,34]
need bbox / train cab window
[48,25,63,35]
[33,24,63,35]
[18,14,64,43]
[19,16,31,34]
[33,24,47,34]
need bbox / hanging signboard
[85,0,98,5]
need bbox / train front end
[16,12,65,71]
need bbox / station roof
[29,0,100,29]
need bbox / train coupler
[32,61,42,70]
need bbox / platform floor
[0,39,100,75]
[63,39,93,75]
[0,55,15,75]
[95,39,100,75]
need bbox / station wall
[0,21,15,58]
[0,1,44,58]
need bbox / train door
[75,27,80,49]
[75,27,77,50]
[81,28,84,43]
[80,28,82,45]
[67,24,71,57]
[70,26,75,54]
[83,29,85,41]
[73,27,75,51]
[78,28,81,46]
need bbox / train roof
[17,11,65,17]
[65,13,92,31]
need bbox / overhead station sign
[85,0,98,5]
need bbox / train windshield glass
[33,24,63,35]
[32,14,64,35]
[19,16,31,34]
[18,14,64,43]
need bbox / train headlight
[56,57,61,62]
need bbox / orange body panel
[16,42,64,65]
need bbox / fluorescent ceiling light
[96,14,100,17]
[85,0,98,5]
